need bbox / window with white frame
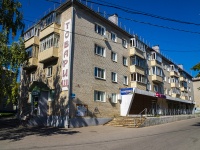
[165,88,168,95]
[122,38,127,48]
[130,38,146,52]
[171,77,179,83]
[164,76,166,82]
[123,56,128,66]
[24,27,40,41]
[168,77,171,83]
[94,90,105,102]
[189,96,192,101]
[95,44,105,57]
[94,67,106,79]
[111,93,117,103]
[111,51,117,62]
[46,66,52,77]
[40,34,59,52]
[111,72,117,82]
[151,52,162,63]
[123,76,128,85]
[26,46,33,58]
[131,73,147,84]
[30,72,36,82]
[152,66,163,77]
[40,12,57,30]
[111,32,117,42]
[95,24,105,36]
[130,55,145,69]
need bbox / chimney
[152,45,160,53]
[108,14,118,26]
[178,64,183,70]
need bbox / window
[131,73,147,84]
[46,66,52,77]
[152,66,163,77]
[123,76,128,85]
[94,90,105,102]
[111,72,117,82]
[122,38,127,48]
[95,44,105,57]
[111,51,117,62]
[151,52,162,63]
[147,53,151,60]
[171,77,179,83]
[165,88,168,95]
[95,24,105,35]
[111,32,117,42]
[24,27,40,41]
[26,47,33,58]
[130,38,146,52]
[188,79,191,83]
[40,34,59,52]
[130,55,145,68]
[164,76,166,82]
[40,12,56,30]
[123,57,128,66]
[111,93,117,103]
[168,77,171,83]
[147,83,151,91]
[30,72,36,82]
[94,67,105,79]
[153,85,158,92]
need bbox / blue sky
[18,0,200,77]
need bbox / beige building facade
[192,78,200,112]
[21,0,195,127]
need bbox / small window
[168,77,171,83]
[111,51,117,62]
[95,44,105,57]
[122,38,127,48]
[111,72,117,82]
[30,72,36,82]
[111,93,117,103]
[123,76,128,85]
[147,83,151,91]
[153,85,158,92]
[94,90,105,102]
[123,57,128,66]
[94,67,106,79]
[46,66,52,77]
[111,32,117,42]
[95,24,105,36]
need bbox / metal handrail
[133,108,147,127]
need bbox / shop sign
[120,88,133,95]
[62,19,72,91]
[32,90,40,96]
[155,92,166,99]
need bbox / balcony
[170,71,180,77]
[40,23,60,39]
[171,93,180,98]
[180,96,189,100]
[150,60,161,67]
[131,81,146,90]
[130,65,145,75]
[25,36,39,48]
[38,47,58,63]
[180,77,186,82]
[23,57,38,70]
[151,75,163,83]
[180,87,188,92]
[170,82,179,88]
[130,47,144,59]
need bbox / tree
[0,0,27,105]
[191,63,200,77]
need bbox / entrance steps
[105,116,146,128]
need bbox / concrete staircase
[105,116,146,128]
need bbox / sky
[18,0,200,77]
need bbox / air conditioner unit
[117,94,121,100]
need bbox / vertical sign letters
[62,19,71,91]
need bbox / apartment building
[21,0,195,127]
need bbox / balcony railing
[25,36,39,48]
[151,75,163,83]
[130,47,145,59]
[130,65,145,74]
[39,23,60,39]
[170,71,180,77]
[170,82,179,88]
[23,57,38,70]
[38,47,58,63]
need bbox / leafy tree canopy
[191,62,200,77]
[0,0,27,105]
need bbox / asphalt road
[1,117,200,150]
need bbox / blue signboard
[120,88,133,95]
[71,93,76,99]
